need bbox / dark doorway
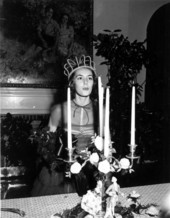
[145,3,170,182]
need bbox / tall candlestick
[130,84,136,146]
[126,82,139,161]
[67,87,72,149]
[98,77,104,137]
[104,87,110,158]
[100,87,104,137]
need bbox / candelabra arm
[126,144,140,163]
[65,148,75,163]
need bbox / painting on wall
[0,0,93,88]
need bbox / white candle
[98,77,104,137]
[100,87,104,137]
[130,84,136,146]
[67,87,72,149]
[104,87,110,158]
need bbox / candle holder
[126,144,140,160]
[65,148,75,163]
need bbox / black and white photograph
[1,0,170,218]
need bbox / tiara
[64,55,96,79]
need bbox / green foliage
[93,29,148,99]
[93,30,150,156]
[1,113,37,167]
[93,29,164,160]
[30,126,67,172]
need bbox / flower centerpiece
[65,134,133,218]
[48,134,160,218]
[31,126,161,218]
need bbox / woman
[31,55,99,196]
[22,6,59,64]
[57,13,74,59]
[37,6,59,50]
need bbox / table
[0,167,27,199]
[1,183,170,218]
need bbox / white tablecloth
[1,183,170,218]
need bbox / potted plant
[93,29,150,157]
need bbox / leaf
[114,29,122,32]
[103,29,112,32]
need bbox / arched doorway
[145,3,170,181]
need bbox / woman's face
[73,68,94,97]
[46,8,53,19]
[62,15,69,24]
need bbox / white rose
[70,162,82,174]
[98,159,110,174]
[129,190,140,198]
[95,180,103,194]
[90,152,99,164]
[94,136,103,151]
[146,205,159,216]
[119,158,130,169]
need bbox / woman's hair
[60,13,72,28]
[69,69,98,100]
[45,5,53,14]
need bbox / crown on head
[64,55,96,80]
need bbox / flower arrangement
[56,135,162,218]
[31,128,161,218]
[30,126,78,172]
[52,181,160,218]
[70,135,133,174]
[64,134,134,217]
[31,127,66,172]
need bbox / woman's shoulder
[68,25,74,33]
[51,19,59,28]
[49,102,67,130]
[51,102,67,114]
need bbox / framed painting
[0,0,93,88]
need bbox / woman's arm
[68,26,74,55]
[48,104,62,132]
[37,24,48,49]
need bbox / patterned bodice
[49,100,98,152]
[63,101,98,151]
[63,101,96,135]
